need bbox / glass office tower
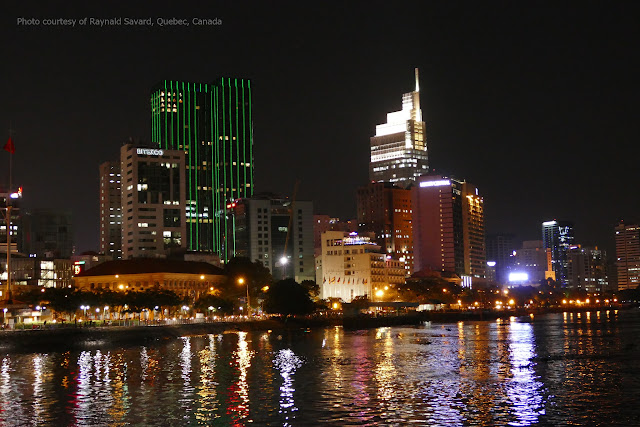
[369,69,428,187]
[151,78,254,260]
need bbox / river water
[1,309,639,426]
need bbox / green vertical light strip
[211,86,216,254]
[227,78,233,205]
[235,79,240,202]
[193,82,199,251]
[221,78,227,261]
[248,80,253,196]
[170,81,174,150]
[182,82,190,250]
[214,85,221,255]
[241,80,247,196]
[164,81,168,150]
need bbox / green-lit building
[150,78,254,260]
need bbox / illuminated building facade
[412,174,485,283]
[11,258,73,288]
[615,221,640,290]
[317,231,405,302]
[120,144,187,259]
[567,246,608,292]
[356,182,413,274]
[230,195,314,282]
[99,161,122,259]
[73,258,225,302]
[542,220,575,286]
[0,188,22,256]
[150,78,254,260]
[369,69,428,187]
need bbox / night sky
[1,1,638,255]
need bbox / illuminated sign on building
[73,261,85,276]
[419,179,450,188]
[136,148,164,156]
[342,236,375,246]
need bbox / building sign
[419,179,450,188]
[73,261,85,276]
[136,148,164,156]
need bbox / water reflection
[507,321,544,425]
[274,349,303,426]
[1,311,640,425]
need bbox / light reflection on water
[1,310,640,425]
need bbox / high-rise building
[369,69,428,187]
[356,182,413,274]
[542,220,575,286]
[231,195,314,282]
[0,187,22,256]
[317,231,405,302]
[99,161,122,259]
[485,233,515,283]
[567,246,608,293]
[615,221,640,290]
[20,209,73,259]
[150,78,254,260]
[412,174,485,284]
[120,144,187,259]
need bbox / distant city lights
[509,272,529,282]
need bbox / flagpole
[4,129,13,303]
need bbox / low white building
[317,231,405,302]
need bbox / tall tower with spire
[369,68,428,187]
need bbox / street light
[80,305,89,320]
[280,256,288,280]
[238,277,249,317]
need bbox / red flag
[3,137,15,154]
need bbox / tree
[223,257,274,310]
[194,294,234,315]
[263,279,315,316]
[301,280,320,300]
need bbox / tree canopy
[263,279,315,316]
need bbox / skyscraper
[369,69,428,187]
[150,78,254,260]
[231,195,314,283]
[567,246,608,292]
[99,161,122,259]
[356,182,413,274]
[542,220,575,286]
[615,221,640,290]
[20,209,74,259]
[412,174,485,284]
[120,144,187,259]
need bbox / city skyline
[1,2,638,255]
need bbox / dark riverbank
[0,317,342,352]
[0,306,631,352]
